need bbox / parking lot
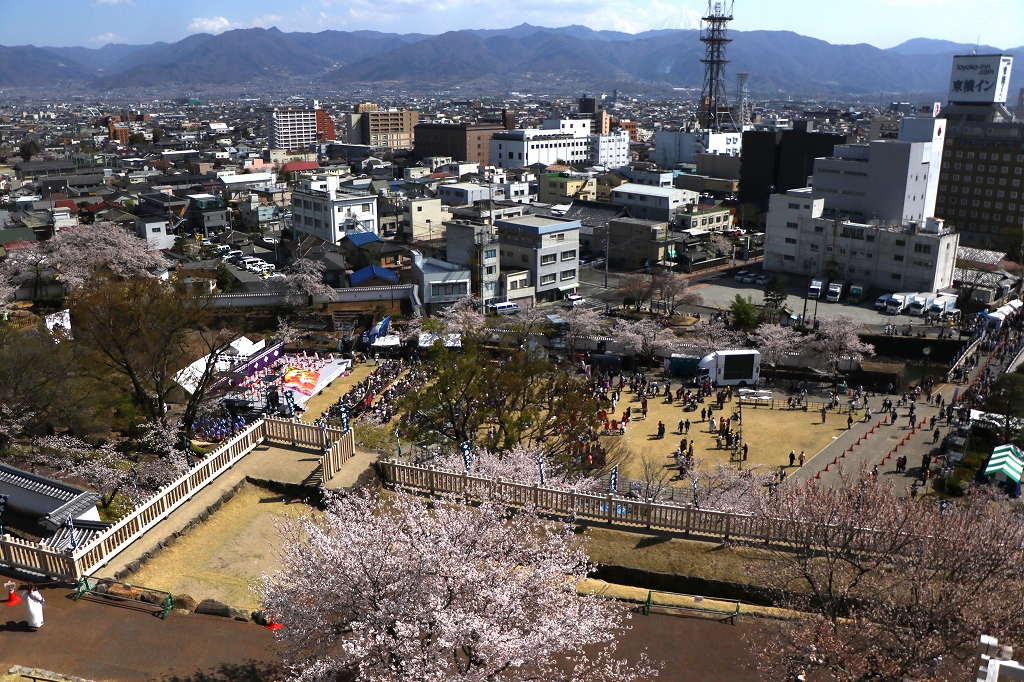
[690,269,887,326]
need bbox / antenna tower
[735,72,750,127]
[699,0,736,132]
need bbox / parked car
[565,293,585,307]
[754,275,770,285]
[733,270,749,282]
[742,273,756,283]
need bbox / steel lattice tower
[735,72,750,127]
[699,1,736,132]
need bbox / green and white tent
[984,444,1024,483]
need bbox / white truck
[907,293,937,316]
[826,281,847,303]
[927,294,959,319]
[808,278,826,300]
[698,350,761,387]
[886,292,917,315]
[875,293,894,311]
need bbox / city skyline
[1,0,1023,52]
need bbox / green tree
[985,370,1024,443]
[216,263,238,292]
[19,140,40,161]
[151,128,164,144]
[729,294,759,330]
[762,274,789,318]
[122,199,135,214]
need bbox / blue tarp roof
[345,231,381,247]
[350,264,399,285]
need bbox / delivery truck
[698,350,761,387]
[907,293,937,316]
[808,278,826,299]
[926,294,958,320]
[827,281,847,303]
[848,283,868,305]
[886,292,917,315]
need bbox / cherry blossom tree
[284,258,336,305]
[680,319,745,357]
[258,488,659,682]
[745,470,1024,682]
[653,272,703,313]
[562,306,604,355]
[617,273,655,310]
[810,314,874,375]
[437,295,487,338]
[433,444,597,491]
[678,457,773,511]
[612,318,679,366]
[501,305,551,347]
[750,323,802,370]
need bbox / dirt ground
[128,483,313,611]
[606,388,863,479]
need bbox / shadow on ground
[156,660,284,682]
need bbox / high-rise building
[265,108,326,150]
[346,109,420,149]
[578,94,599,115]
[932,54,1024,250]
[739,126,848,206]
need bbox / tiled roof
[42,519,111,551]
[350,264,399,285]
[0,462,85,504]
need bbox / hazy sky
[1,0,1022,49]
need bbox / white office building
[265,109,319,150]
[764,188,959,292]
[653,130,742,168]
[590,129,631,168]
[491,118,630,169]
[608,183,699,222]
[812,118,945,224]
[290,174,378,243]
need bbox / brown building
[315,110,336,142]
[108,123,130,145]
[613,119,639,142]
[413,122,505,165]
[934,114,1024,250]
[347,109,419,149]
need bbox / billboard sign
[948,55,1014,104]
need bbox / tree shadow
[155,660,284,682]
[634,535,673,549]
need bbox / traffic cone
[833,457,838,465]
[825,463,830,472]
[4,591,21,606]
[816,470,821,479]
[841,451,846,458]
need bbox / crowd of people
[320,358,412,425]
[193,414,248,443]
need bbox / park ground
[608,386,865,481]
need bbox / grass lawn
[129,483,313,611]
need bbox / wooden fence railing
[378,460,890,552]
[0,416,359,581]
[322,430,356,482]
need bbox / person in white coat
[24,583,44,630]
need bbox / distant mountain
[0,44,93,86]
[0,26,1022,95]
[43,43,147,71]
[887,38,1005,55]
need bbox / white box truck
[698,350,761,387]
[927,294,958,319]
[875,293,894,311]
[886,292,916,315]
[907,293,937,316]
[827,281,847,303]
[808,278,826,299]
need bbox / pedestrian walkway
[787,342,1000,493]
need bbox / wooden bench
[643,590,741,625]
[74,576,173,620]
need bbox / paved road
[0,583,766,682]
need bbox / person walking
[657,421,665,439]
[701,407,707,422]
[709,416,717,433]
[933,427,941,444]
[789,450,796,467]
[821,408,827,424]
[678,419,685,434]
[847,414,854,430]
[685,419,690,434]
[24,584,44,631]
[799,451,806,467]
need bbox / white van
[487,302,521,316]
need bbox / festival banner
[282,365,321,396]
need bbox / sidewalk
[787,343,999,493]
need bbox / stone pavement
[787,342,1003,493]
[0,583,767,682]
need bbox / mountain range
[0,24,1022,97]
